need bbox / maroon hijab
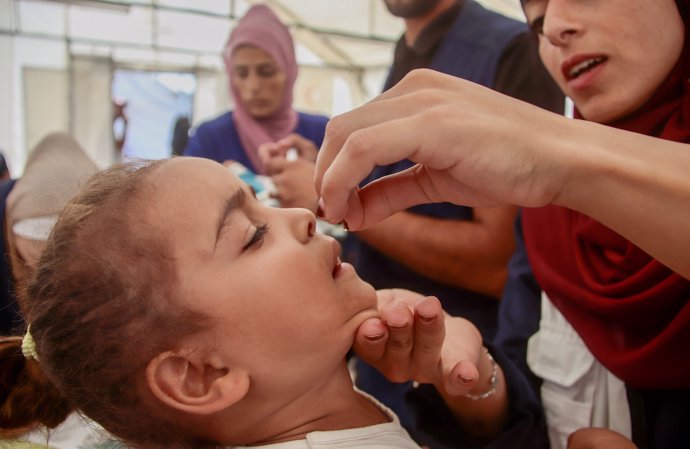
[522,0,690,389]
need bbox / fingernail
[316,199,325,218]
[417,314,434,324]
[459,374,476,384]
[365,334,385,342]
[384,320,408,329]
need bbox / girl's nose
[283,207,316,243]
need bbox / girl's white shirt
[230,390,421,449]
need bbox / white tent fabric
[0,0,527,172]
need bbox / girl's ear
[146,350,250,415]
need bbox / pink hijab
[223,4,298,174]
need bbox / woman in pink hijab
[183,4,329,176]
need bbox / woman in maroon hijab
[515,0,690,447]
[312,0,690,448]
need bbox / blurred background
[0,0,524,175]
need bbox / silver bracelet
[464,347,499,400]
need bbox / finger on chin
[353,318,388,362]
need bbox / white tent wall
[2,34,71,176]
[71,57,117,168]
[23,66,69,151]
[0,0,525,175]
[192,68,228,127]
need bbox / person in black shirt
[351,0,564,434]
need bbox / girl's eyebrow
[214,188,246,250]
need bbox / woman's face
[523,0,684,123]
[231,45,288,118]
[144,158,378,393]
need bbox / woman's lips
[562,54,608,80]
[248,99,271,108]
[568,57,606,79]
[562,54,608,90]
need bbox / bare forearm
[355,208,516,297]
[556,120,690,279]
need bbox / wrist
[554,118,616,210]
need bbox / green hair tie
[21,325,39,361]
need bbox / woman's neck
[403,0,457,45]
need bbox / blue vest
[184,111,329,174]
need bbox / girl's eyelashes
[243,224,268,251]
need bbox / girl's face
[523,0,684,123]
[145,158,378,394]
[231,45,287,118]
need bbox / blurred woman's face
[231,46,287,119]
[523,0,684,123]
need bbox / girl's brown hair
[1,160,210,448]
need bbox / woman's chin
[575,95,646,125]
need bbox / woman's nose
[542,3,580,46]
[246,71,262,91]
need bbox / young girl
[0,157,492,449]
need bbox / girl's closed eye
[243,224,268,251]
